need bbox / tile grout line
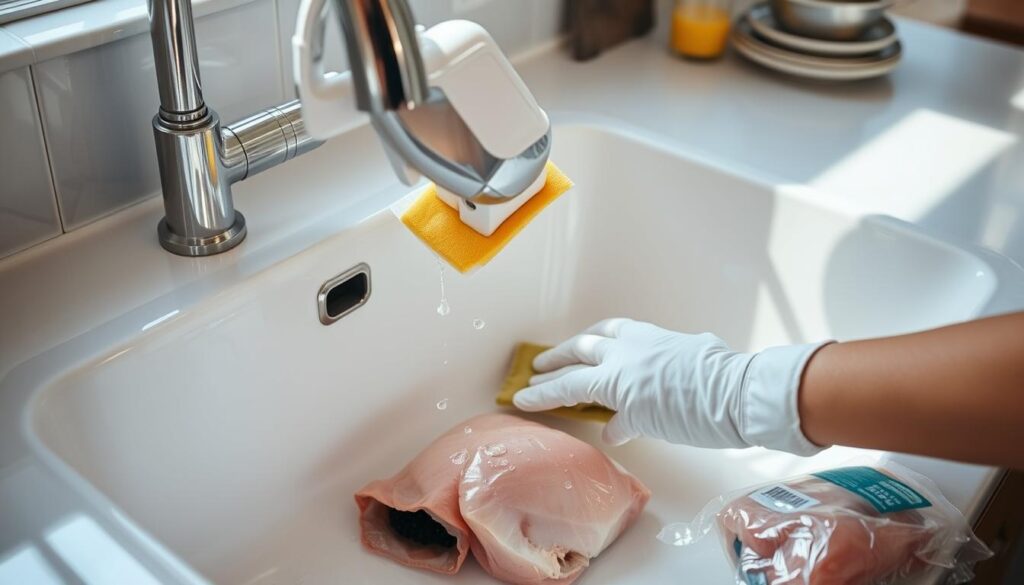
[0,28,61,260]
[26,62,68,234]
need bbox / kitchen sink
[21,124,1009,584]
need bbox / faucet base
[157,212,247,257]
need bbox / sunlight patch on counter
[811,109,1016,220]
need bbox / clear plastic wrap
[658,460,992,585]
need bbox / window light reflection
[0,545,62,585]
[45,514,160,585]
[1012,87,1024,112]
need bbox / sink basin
[22,124,1004,584]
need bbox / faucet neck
[334,0,428,113]
[148,0,207,123]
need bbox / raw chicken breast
[459,419,650,584]
[355,413,649,583]
[355,417,487,575]
[718,471,943,585]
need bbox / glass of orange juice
[671,0,733,60]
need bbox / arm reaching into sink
[798,311,1024,469]
[513,313,1024,469]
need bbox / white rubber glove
[513,318,830,456]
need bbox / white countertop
[2,17,1023,584]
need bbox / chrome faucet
[148,0,550,256]
[148,0,328,256]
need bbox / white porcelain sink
[22,125,1008,584]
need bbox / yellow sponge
[400,162,573,273]
[497,342,614,423]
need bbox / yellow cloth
[496,342,614,423]
[400,162,573,273]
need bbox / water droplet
[514,449,523,454]
[508,465,516,471]
[563,481,573,490]
[498,458,509,467]
[436,258,450,316]
[436,398,448,410]
[563,468,568,473]
[443,359,449,366]
[464,426,473,434]
[484,443,507,457]
[449,449,468,465]
[568,453,575,459]
[472,318,485,330]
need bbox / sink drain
[317,263,371,325]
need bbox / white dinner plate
[747,2,898,57]
[732,18,901,81]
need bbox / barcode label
[749,484,820,513]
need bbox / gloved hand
[512,318,830,455]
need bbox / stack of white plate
[732,2,901,81]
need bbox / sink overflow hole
[317,263,371,325]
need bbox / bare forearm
[799,312,1024,469]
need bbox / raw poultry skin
[718,473,936,585]
[355,413,650,583]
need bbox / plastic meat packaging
[658,460,992,585]
[355,413,650,584]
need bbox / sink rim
[7,119,1020,585]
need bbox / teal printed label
[812,466,932,514]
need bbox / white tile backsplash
[0,66,62,259]
[0,0,565,255]
[3,0,256,63]
[444,0,541,55]
[407,0,457,26]
[0,28,34,74]
[531,0,566,50]
[277,0,566,98]
[34,0,284,230]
